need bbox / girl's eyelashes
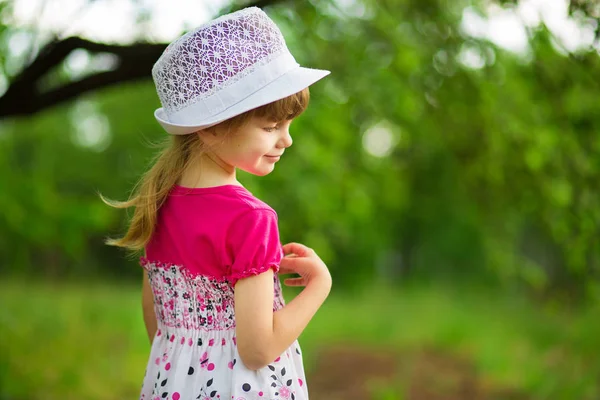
[263,125,278,132]
[262,119,291,132]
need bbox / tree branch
[0,38,166,118]
[0,0,286,119]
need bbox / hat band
[166,51,299,125]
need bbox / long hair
[101,88,310,253]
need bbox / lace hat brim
[154,66,330,135]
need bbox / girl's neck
[179,152,241,189]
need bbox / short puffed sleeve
[225,208,283,286]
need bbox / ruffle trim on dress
[140,257,280,286]
[228,263,280,286]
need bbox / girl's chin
[240,165,275,177]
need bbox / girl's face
[205,116,294,176]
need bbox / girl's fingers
[283,277,306,287]
[282,242,313,258]
[277,264,296,275]
[279,255,302,271]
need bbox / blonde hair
[102,88,310,253]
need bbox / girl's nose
[279,128,293,148]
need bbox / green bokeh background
[1,0,599,398]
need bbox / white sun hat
[151,7,330,135]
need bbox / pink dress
[139,185,308,400]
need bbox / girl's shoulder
[169,184,277,216]
[234,188,277,215]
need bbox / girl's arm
[142,271,157,343]
[234,243,332,370]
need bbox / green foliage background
[1,0,598,298]
[1,0,599,398]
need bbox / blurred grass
[1,280,599,400]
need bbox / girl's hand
[279,242,332,288]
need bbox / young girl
[104,7,332,400]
